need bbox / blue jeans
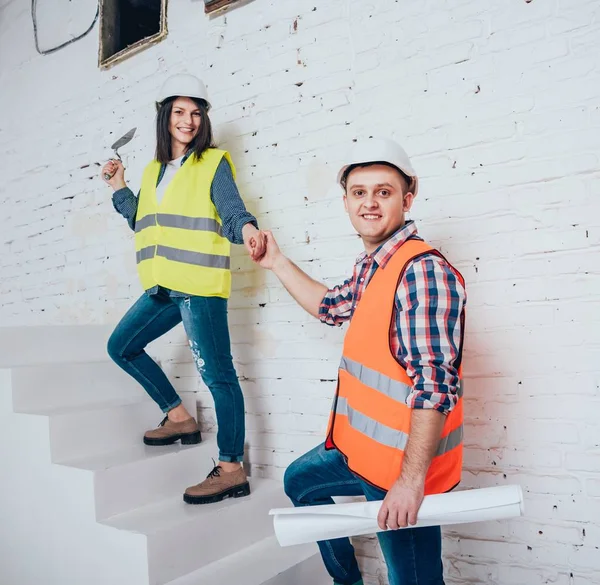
[107,291,245,463]
[284,443,444,585]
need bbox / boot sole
[143,430,202,446]
[183,481,251,505]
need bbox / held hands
[244,227,285,269]
[242,223,267,261]
[377,477,425,530]
[253,230,284,270]
[101,159,127,191]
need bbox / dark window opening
[99,0,167,69]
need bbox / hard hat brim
[157,95,212,111]
[337,162,419,196]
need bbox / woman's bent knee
[106,331,123,362]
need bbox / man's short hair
[340,161,414,195]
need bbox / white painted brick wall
[1,0,600,583]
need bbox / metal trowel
[103,127,137,180]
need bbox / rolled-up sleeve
[395,256,466,415]
[318,277,355,326]
[112,187,139,231]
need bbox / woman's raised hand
[101,159,127,191]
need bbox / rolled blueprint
[270,484,524,547]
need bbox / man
[257,139,466,585]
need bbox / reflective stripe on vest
[135,214,157,232]
[156,245,230,269]
[340,356,412,403]
[336,396,463,456]
[435,424,463,457]
[135,245,229,269]
[136,213,223,236]
[340,356,463,402]
[136,246,155,263]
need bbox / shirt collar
[160,150,192,170]
[167,154,186,167]
[355,221,419,268]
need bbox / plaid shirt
[319,222,466,415]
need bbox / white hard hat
[157,74,211,110]
[337,138,418,195]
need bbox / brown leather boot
[184,464,250,504]
[143,416,201,446]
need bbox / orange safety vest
[325,239,465,494]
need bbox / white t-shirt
[156,155,185,205]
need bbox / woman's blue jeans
[107,291,245,463]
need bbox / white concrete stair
[165,536,329,585]
[16,393,196,462]
[0,325,114,367]
[10,360,144,410]
[61,440,216,520]
[0,325,325,585]
[104,478,290,584]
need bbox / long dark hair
[155,96,215,164]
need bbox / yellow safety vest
[134,148,233,298]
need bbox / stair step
[62,440,210,471]
[19,393,196,462]
[103,478,290,584]
[10,360,145,410]
[103,476,281,533]
[0,325,115,367]
[164,535,327,585]
[60,439,217,520]
[18,395,148,417]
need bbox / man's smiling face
[343,163,415,253]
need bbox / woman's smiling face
[169,96,201,148]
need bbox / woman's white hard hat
[337,138,419,196]
[157,74,211,110]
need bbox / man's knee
[283,456,306,503]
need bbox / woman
[102,73,264,505]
